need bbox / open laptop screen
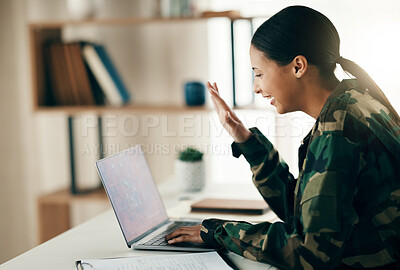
[96,145,169,244]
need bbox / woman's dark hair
[252,5,400,124]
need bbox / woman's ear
[292,55,308,79]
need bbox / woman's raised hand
[207,82,252,143]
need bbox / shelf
[37,188,109,243]
[33,104,214,115]
[28,15,255,30]
[29,15,259,114]
[233,104,270,111]
[33,104,269,115]
[38,188,107,204]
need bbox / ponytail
[337,57,400,126]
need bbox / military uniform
[200,80,400,269]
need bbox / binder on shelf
[93,44,131,104]
[82,44,128,106]
[84,59,106,105]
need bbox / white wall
[0,0,36,263]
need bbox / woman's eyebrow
[252,67,258,70]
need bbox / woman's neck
[302,75,340,119]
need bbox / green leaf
[178,147,203,162]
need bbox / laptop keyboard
[142,221,199,246]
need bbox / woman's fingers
[207,83,226,113]
[206,81,251,142]
[165,227,186,241]
[165,225,204,244]
[211,82,232,115]
[207,82,241,125]
[207,81,219,93]
[211,95,240,125]
[207,85,231,112]
[168,235,190,244]
[213,82,219,93]
[167,234,201,244]
[207,82,220,100]
[206,81,214,91]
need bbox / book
[45,42,96,106]
[70,43,96,105]
[45,43,63,105]
[84,58,106,105]
[93,44,130,104]
[76,251,233,270]
[51,43,73,105]
[82,44,126,106]
[64,43,81,104]
[191,198,269,215]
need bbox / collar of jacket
[297,79,358,171]
[319,79,359,117]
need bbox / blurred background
[1,0,399,263]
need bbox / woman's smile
[263,95,276,106]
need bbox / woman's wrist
[234,129,252,143]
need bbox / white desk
[0,181,279,270]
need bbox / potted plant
[175,147,205,192]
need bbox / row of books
[45,41,130,106]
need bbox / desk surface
[0,181,279,270]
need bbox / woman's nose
[253,84,262,94]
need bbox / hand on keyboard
[165,224,204,245]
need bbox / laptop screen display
[96,146,169,244]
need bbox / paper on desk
[76,251,233,270]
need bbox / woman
[166,6,400,269]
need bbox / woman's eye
[255,74,262,78]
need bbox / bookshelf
[29,15,255,112]
[34,104,213,115]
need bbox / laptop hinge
[128,219,171,247]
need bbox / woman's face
[250,45,300,114]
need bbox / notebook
[191,198,269,215]
[95,145,216,251]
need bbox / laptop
[95,145,216,252]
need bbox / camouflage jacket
[200,80,400,269]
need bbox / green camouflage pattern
[200,80,400,269]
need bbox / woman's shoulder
[318,80,392,134]
[315,81,400,156]
[316,89,361,135]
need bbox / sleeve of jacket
[201,130,360,270]
[231,127,296,223]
